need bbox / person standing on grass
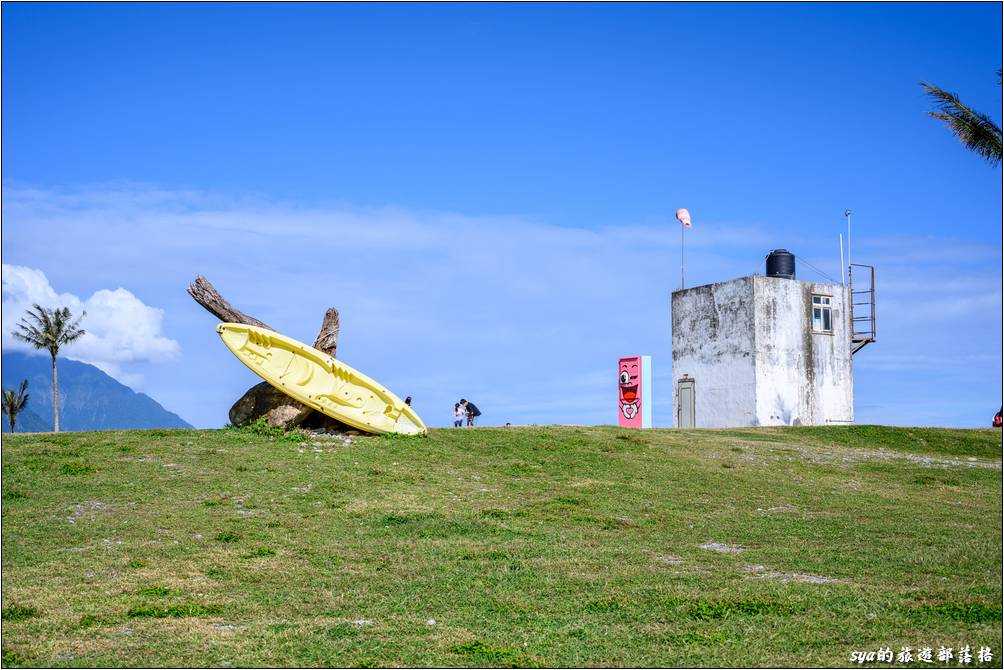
[460,399,481,427]
[453,403,465,428]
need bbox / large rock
[228,381,356,433]
[299,411,357,433]
[229,382,313,429]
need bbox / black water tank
[766,249,795,279]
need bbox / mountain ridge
[1,351,191,432]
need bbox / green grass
[1,425,1000,667]
[58,462,94,476]
[136,585,171,597]
[126,604,221,619]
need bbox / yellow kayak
[216,323,426,436]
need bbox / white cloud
[2,263,180,388]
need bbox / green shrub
[225,418,306,442]
[1,605,38,622]
[585,599,623,613]
[2,648,23,665]
[241,546,276,559]
[59,462,94,475]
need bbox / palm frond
[14,303,55,351]
[2,379,30,431]
[13,304,86,354]
[921,81,1003,166]
[60,310,87,345]
[12,304,82,433]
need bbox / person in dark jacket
[460,399,481,427]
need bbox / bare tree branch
[186,275,271,330]
[311,308,340,358]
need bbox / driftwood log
[186,275,350,431]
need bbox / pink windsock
[675,208,692,227]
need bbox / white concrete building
[671,273,855,428]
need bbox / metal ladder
[849,263,876,355]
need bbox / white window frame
[812,294,833,333]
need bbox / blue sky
[2,2,1001,428]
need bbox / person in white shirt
[453,403,465,428]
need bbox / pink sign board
[618,355,652,429]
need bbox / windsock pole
[675,208,691,290]
[681,221,685,290]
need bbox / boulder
[229,382,313,429]
[229,382,356,433]
[298,409,355,433]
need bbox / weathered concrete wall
[671,275,854,428]
[671,277,757,428]
[752,276,853,426]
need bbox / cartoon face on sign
[617,355,652,428]
[618,356,642,427]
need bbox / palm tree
[921,71,1002,166]
[13,304,85,432]
[2,380,30,433]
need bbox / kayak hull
[217,323,426,436]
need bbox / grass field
[1,425,1001,667]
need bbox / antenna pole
[846,210,852,272]
[839,233,845,285]
[844,209,852,286]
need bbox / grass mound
[1,425,1000,666]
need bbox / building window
[812,295,832,332]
